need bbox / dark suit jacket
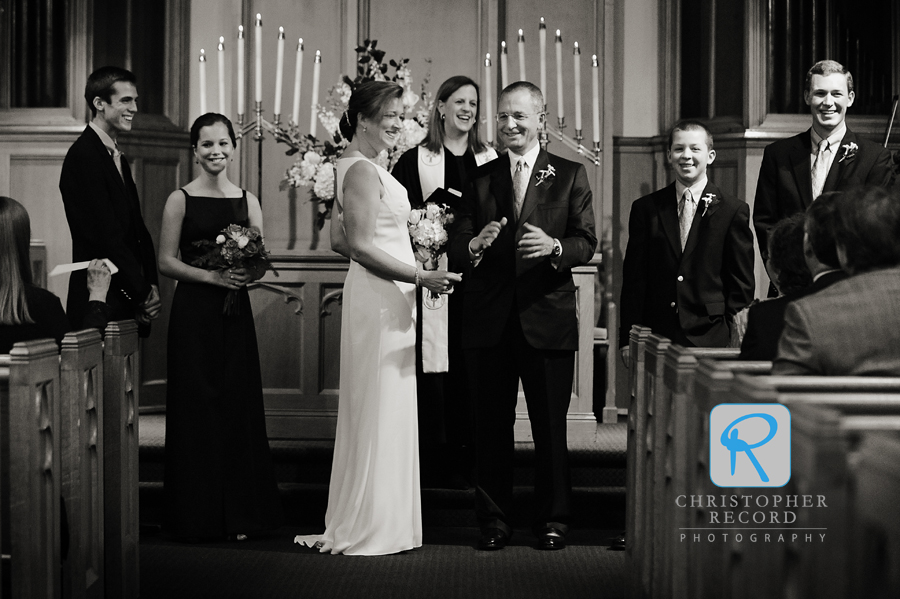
[619,181,756,348]
[59,126,158,334]
[753,127,895,259]
[774,267,900,375]
[739,270,847,360]
[449,150,597,351]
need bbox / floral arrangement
[276,40,432,230]
[700,192,720,217]
[191,224,278,314]
[837,141,858,163]
[408,202,454,306]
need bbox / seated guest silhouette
[739,213,811,360]
[775,186,900,375]
[0,196,111,353]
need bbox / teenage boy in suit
[619,120,755,366]
[60,66,160,336]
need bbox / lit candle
[237,26,245,116]
[291,39,304,126]
[309,50,321,136]
[555,30,564,121]
[539,17,547,98]
[592,54,600,143]
[217,37,226,115]
[254,14,262,104]
[573,42,582,133]
[500,41,509,89]
[274,27,285,119]
[517,29,526,82]
[199,49,207,114]
[484,53,494,144]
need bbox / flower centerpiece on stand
[272,40,432,232]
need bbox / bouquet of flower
[408,202,454,310]
[191,224,278,315]
[276,40,432,230]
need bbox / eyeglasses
[495,112,541,124]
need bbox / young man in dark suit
[60,66,160,336]
[449,81,597,552]
[753,60,895,265]
[775,186,900,375]
[619,120,755,365]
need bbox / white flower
[237,236,249,249]
[402,89,419,108]
[304,151,322,166]
[409,209,422,225]
[313,163,335,201]
[216,234,226,244]
[426,203,441,219]
[299,160,318,181]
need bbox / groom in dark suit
[753,60,894,265]
[450,81,596,551]
[619,120,755,363]
[60,66,160,336]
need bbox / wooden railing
[0,321,140,599]
[624,325,900,599]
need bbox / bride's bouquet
[191,224,278,315]
[408,202,454,308]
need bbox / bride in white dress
[295,81,462,555]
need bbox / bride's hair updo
[339,81,404,141]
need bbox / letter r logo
[709,403,791,487]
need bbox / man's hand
[470,217,508,256]
[517,223,554,259]
[138,284,162,322]
[620,346,632,369]
[86,259,112,302]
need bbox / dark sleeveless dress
[162,189,282,540]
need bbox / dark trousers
[466,309,574,534]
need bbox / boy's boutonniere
[700,192,720,217]
[838,141,858,163]
[535,164,556,186]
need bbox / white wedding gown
[295,156,422,555]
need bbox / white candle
[237,26,245,116]
[199,49,207,114]
[254,14,262,104]
[573,42,582,132]
[291,39,304,126]
[592,54,600,143]
[555,30,564,121]
[217,37,225,115]
[310,50,321,137]
[500,41,509,89]
[539,18,547,98]
[517,29,526,82]
[274,27,285,118]
[484,54,494,144]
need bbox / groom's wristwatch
[551,238,562,258]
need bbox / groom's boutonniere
[535,164,556,187]
[838,141,859,163]
[700,192,720,217]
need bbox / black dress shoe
[536,527,566,551]
[477,528,509,551]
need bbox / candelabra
[539,109,601,166]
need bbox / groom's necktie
[513,159,527,218]
[811,139,830,201]
[678,189,695,250]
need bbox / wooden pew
[60,330,104,599]
[853,431,900,599]
[4,339,63,599]
[102,321,140,599]
[784,402,900,599]
[692,376,900,599]
[624,325,651,598]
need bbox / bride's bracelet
[414,266,421,288]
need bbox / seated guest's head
[666,120,715,188]
[804,191,842,276]
[834,186,900,275]
[766,213,813,295]
[0,196,34,325]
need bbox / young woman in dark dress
[392,76,497,487]
[158,113,282,541]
